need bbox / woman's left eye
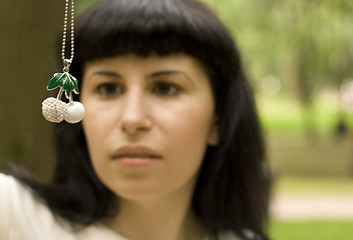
[152,82,180,96]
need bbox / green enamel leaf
[70,74,80,94]
[62,73,79,99]
[47,73,65,90]
[47,72,80,100]
[64,89,72,99]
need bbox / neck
[104,184,204,240]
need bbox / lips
[111,146,162,166]
[116,153,159,158]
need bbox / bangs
[74,0,236,69]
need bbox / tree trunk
[0,0,63,180]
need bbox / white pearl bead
[65,101,85,123]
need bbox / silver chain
[61,0,75,70]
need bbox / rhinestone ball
[42,97,68,123]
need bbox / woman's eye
[152,82,180,96]
[96,83,123,97]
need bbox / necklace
[42,0,85,124]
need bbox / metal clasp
[63,59,72,72]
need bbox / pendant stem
[57,88,64,100]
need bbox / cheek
[170,109,211,143]
[83,110,101,146]
[82,99,118,142]
[82,108,113,163]
[164,93,214,142]
[164,112,213,192]
[160,102,214,168]
[82,119,102,171]
[82,112,116,189]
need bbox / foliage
[257,94,353,132]
[270,220,353,240]
[203,0,353,99]
[77,0,99,14]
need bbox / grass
[266,131,353,177]
[257,94,353,133]
[273,176,353,196]
[256,94,353,178]
[269,176,353,239]
[269,219,353,240]
[258,95,353,239]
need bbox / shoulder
[205,230,262,240]
[218,230,264,240]
[0,173,45,211]
[219,231,244,240]
[0,173,30,217]
[0,173,56,238]
[204,231,243,240]
[75,223,128,240]
[0,173,127,240]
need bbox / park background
[0,0,352,239]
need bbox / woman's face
[81,54,216,200]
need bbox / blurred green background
[1,0,352,239]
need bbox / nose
[119,90,152,134]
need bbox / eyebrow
[89,70,192,83]
[90,71,122,78]
[147,71,193,83]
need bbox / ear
[207,129,219,146]
[207,118,219,146]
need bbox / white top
[0,173,239,240]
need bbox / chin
[111,182,166,201]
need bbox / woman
[0,0,271,239]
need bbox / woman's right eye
[96,83,124,97]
